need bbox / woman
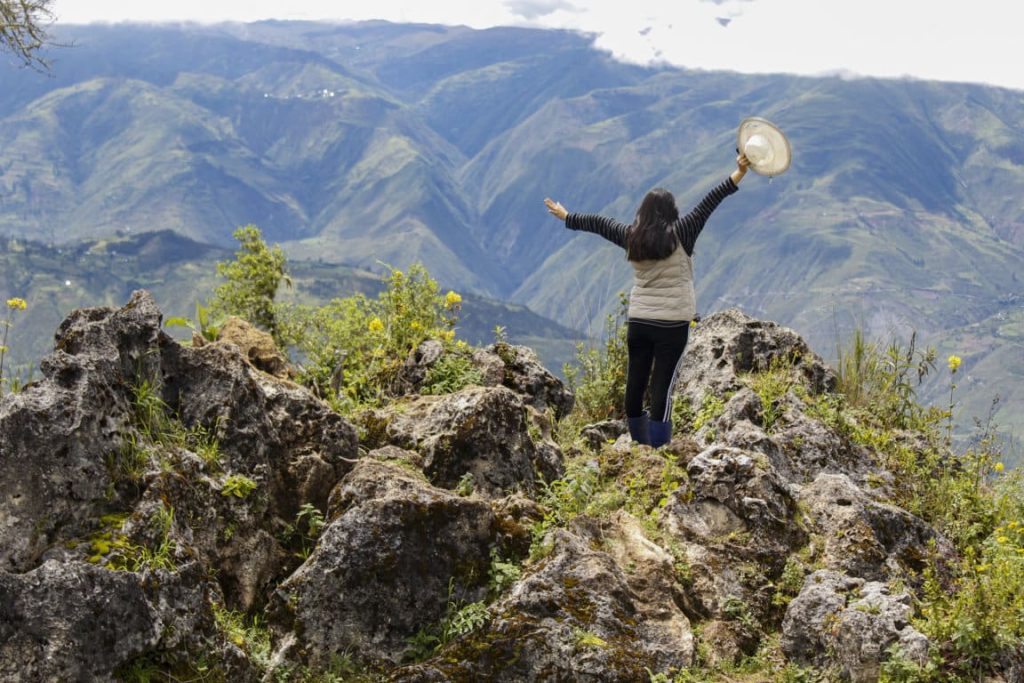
[545,152,750,447]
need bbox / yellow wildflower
[947,355,962,372]
[975,563,989,572]
[368,318,384,333]
[441,330,456,342]
[689,320,697,328]
[994,462,1004,473]
[997,536,1010,545]
[455,340,469,351]
[410,320,422,331]
[6,298,27,311]
[444,291,462,308]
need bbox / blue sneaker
[648,419,672,448]
[627,411,650,445]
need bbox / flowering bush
[277,264,467,413]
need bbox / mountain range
[0,20,1021,444]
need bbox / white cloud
[52,0,1024,91]
[505,0,579,21]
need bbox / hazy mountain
[0,21,1021,437]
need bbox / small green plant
[221,474,258,499]
[442,601,490,643]
[403,578,491,662]
[455,472,475,497]
[646,669,672,683]
[403,627,440,663]
[773,553,808,607]
[493,324,508,345]
[422,353,483,395]
[213,603,273,670]
[292,503,326,558]
[0,297,27,397]
[722,595,757,631]
[878,644,938,682]
[185,419,222,467]
[106,504,178,573]
[572,627,608,649]
[107,432,150,483]
[131,379,173,442]
[165,301,224,343]
[487,549,522,598]
[692,392,726,433]
[743,354,798,432]
[945,354,961,445]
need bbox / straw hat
[737,117,791,177]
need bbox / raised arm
[674,153,750,255]
[545,197,629,249]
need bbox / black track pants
[625,321,690,422]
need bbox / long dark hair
[625,188,679,261]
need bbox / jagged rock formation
[0,298,1003,681]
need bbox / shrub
[278,263,461,413]
[209,225,289,339]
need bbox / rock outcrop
[271,459,499,667]
[1,299,991,681]
[0,291,359,678]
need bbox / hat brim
[737,117,791,177]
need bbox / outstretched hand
[544,197,568,221]
[731,152,751,186]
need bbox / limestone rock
[678,309,835,415]
[698,620,760,669]
[661,446,806,558]
[160,337,358,519]
[119,471,286,612]
[271,460,498,667]
[0,291,161,572]
[360,385,560,497]
[216,316,294,380]
[393,340,574,421]
[0,560,219,682]
[396,522,694,681]
[474,342,575,419]
[781,570,930,682]
[580,419,627,452]
[797,473,950,581]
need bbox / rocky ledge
[0,294,1006,681]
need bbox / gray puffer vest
[628,246,695,321]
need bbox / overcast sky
[52,0,1024,91]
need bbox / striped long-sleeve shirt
[564,177,738,256]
